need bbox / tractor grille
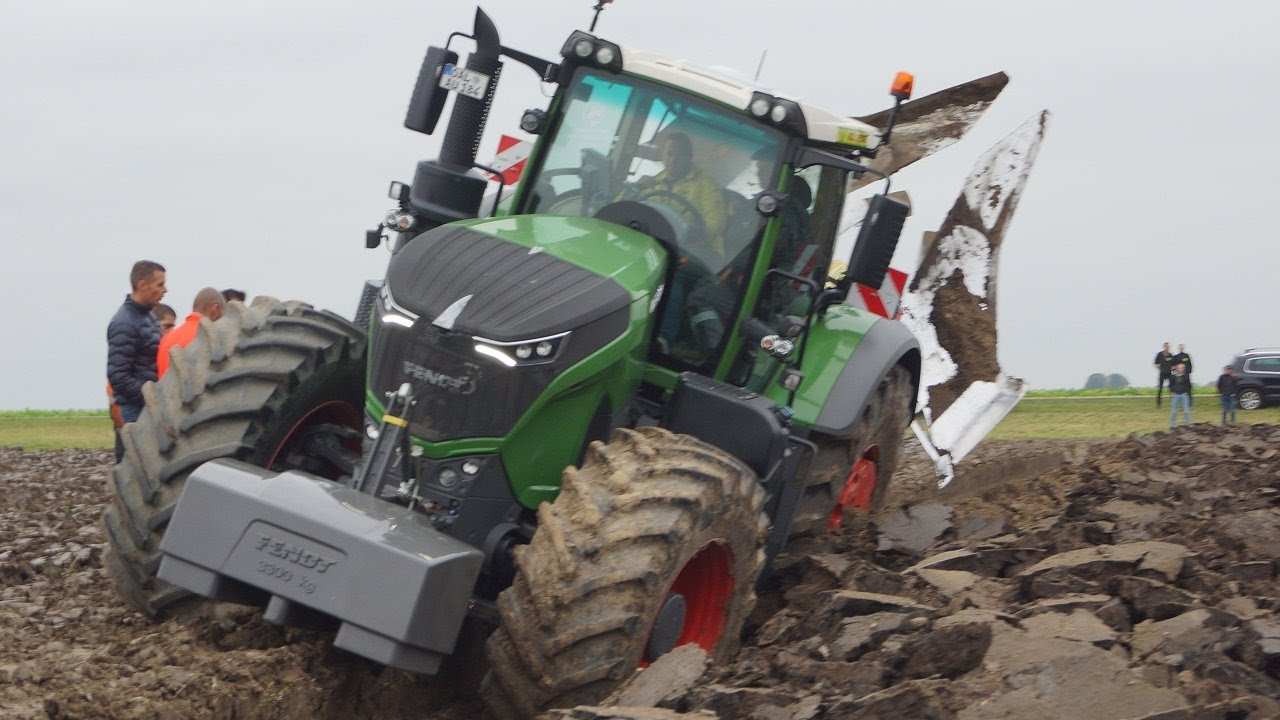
[369,315,550,441]
[369,224,633,441]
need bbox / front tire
[481,427,768,719]
[1238,388,1264,411]
[102,298,365,617]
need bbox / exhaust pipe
[439,8,501,169]
[408,8,505,228]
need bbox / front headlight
[473,332,570,367]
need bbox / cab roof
[616,46,882,151]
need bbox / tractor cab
[507,32,901,390]
[517,66,789,370]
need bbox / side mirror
[404,46,459,135]
[844,194,909,290]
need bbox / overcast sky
[3,0,1278,409]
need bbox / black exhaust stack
[408,8,504,228]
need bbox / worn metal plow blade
[851,71,1009,191]
[929,375,1026,463]
[900,109,1050,487]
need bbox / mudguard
[812,318,920,437]
[157,460,483,674]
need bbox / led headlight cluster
[378,284,419,328]
[473,332,569,368]
[746,91,807,137]
[559,31,623,72]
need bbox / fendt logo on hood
[402,360,477,395]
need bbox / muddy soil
[3,424,1278,719]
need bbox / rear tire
[1238,388,1263,411]
[481,427,768,719]
[793,365,913,533]
[102,298,365,617]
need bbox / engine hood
[385,215,666,343]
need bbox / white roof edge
[617,46,881,149]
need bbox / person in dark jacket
[1153,342,1174,407]
[107,260,167,460]
[1172,343,1192,407]
[1171,344,1193,375]
[1168,362,1192,429]
[1217,365,1239,425]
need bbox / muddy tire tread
[793,364,914,532]
[102,298,365,618]
[481,427,769,719]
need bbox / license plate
[439,64,490,100]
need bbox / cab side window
[755,165,847,320]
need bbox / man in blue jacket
[107,260,167,460]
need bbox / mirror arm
[446,30,559,82]
[500,45,560,82]
[795,146,891,190]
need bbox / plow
[103,5,1047,718]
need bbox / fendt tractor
[104,7,927,717]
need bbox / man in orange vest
[157,288,226,378]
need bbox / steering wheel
[623,187,710,248]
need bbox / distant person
[222,288,247,303]
[158,288,226,378]
[1153,342,1174,407]
[1168,362,1192,429]
[1217,365,1239,426]
[1172,343,1193,406]
[153,303,177,336]
[107,260,166,460]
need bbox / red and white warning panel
[488,134,532,185]
[848,268,908,319]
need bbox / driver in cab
[626,130,730,354]
[630,130,727,256]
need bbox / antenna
[754,50,768,82]
[589,0,613,32]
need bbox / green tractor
[104,8,924,717]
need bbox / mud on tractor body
[104,9,925,717]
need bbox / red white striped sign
[489,134,532,186]
[849,268,908,319]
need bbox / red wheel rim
[827,446,879,531]
[642,542,734,666]
[264,400,362,475]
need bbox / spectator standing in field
[1153,342,1174,407]
[1217,365,1239,426]
[153,303,177,336]
[158,288,226,378]
[1171,344,1193,377]
[107,260,167,460]
[1168,362,1192,429]
[1172,343,1193,407]
[221,288,247,303]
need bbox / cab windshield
[525,69,785,367]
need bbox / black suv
[1231,348,1280,410]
